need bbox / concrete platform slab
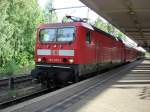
[45,59,150,112]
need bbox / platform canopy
[80,0,150,51]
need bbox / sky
[38,0,100,22]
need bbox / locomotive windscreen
[39,27,75,42]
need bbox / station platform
[47,59,150,112]
[2,59,150,112]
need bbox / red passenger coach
[31,17,142,87]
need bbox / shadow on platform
[111,59,150,101]
[63,59,150,112]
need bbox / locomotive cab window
[39,29,57,42]
[86,31,91,44]
[57,27,75,42]
[39,27,75,42]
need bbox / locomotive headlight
[69,58,74,63]
[37,58,42,62]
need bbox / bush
[15,52,33,67]
[4,60,18,76]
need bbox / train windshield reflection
[39,27,75,42]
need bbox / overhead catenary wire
[49,6,87,11]
[48,6,87,23]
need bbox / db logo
[52,50,59,55]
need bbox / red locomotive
[31,16,143,87]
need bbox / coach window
[86,31,91,44]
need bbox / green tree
[94,17,128,41]
[0,0,44,70]
[94,17,107,32]
[106,23,115,35]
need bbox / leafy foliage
[4,59,18,76]
[0,0,44,74]
[94,17,126,40]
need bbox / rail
[0,75,32,87]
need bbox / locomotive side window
[86,31,91,44]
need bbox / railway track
[0,75,32,87]
[0,80,62,109]
[0,88,50,109]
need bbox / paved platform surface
[46,59,150,112]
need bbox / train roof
[38,22,93,30]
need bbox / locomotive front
[32,23,79,86]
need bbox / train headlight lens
[38,58,42,62]
[69,59,74,63]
